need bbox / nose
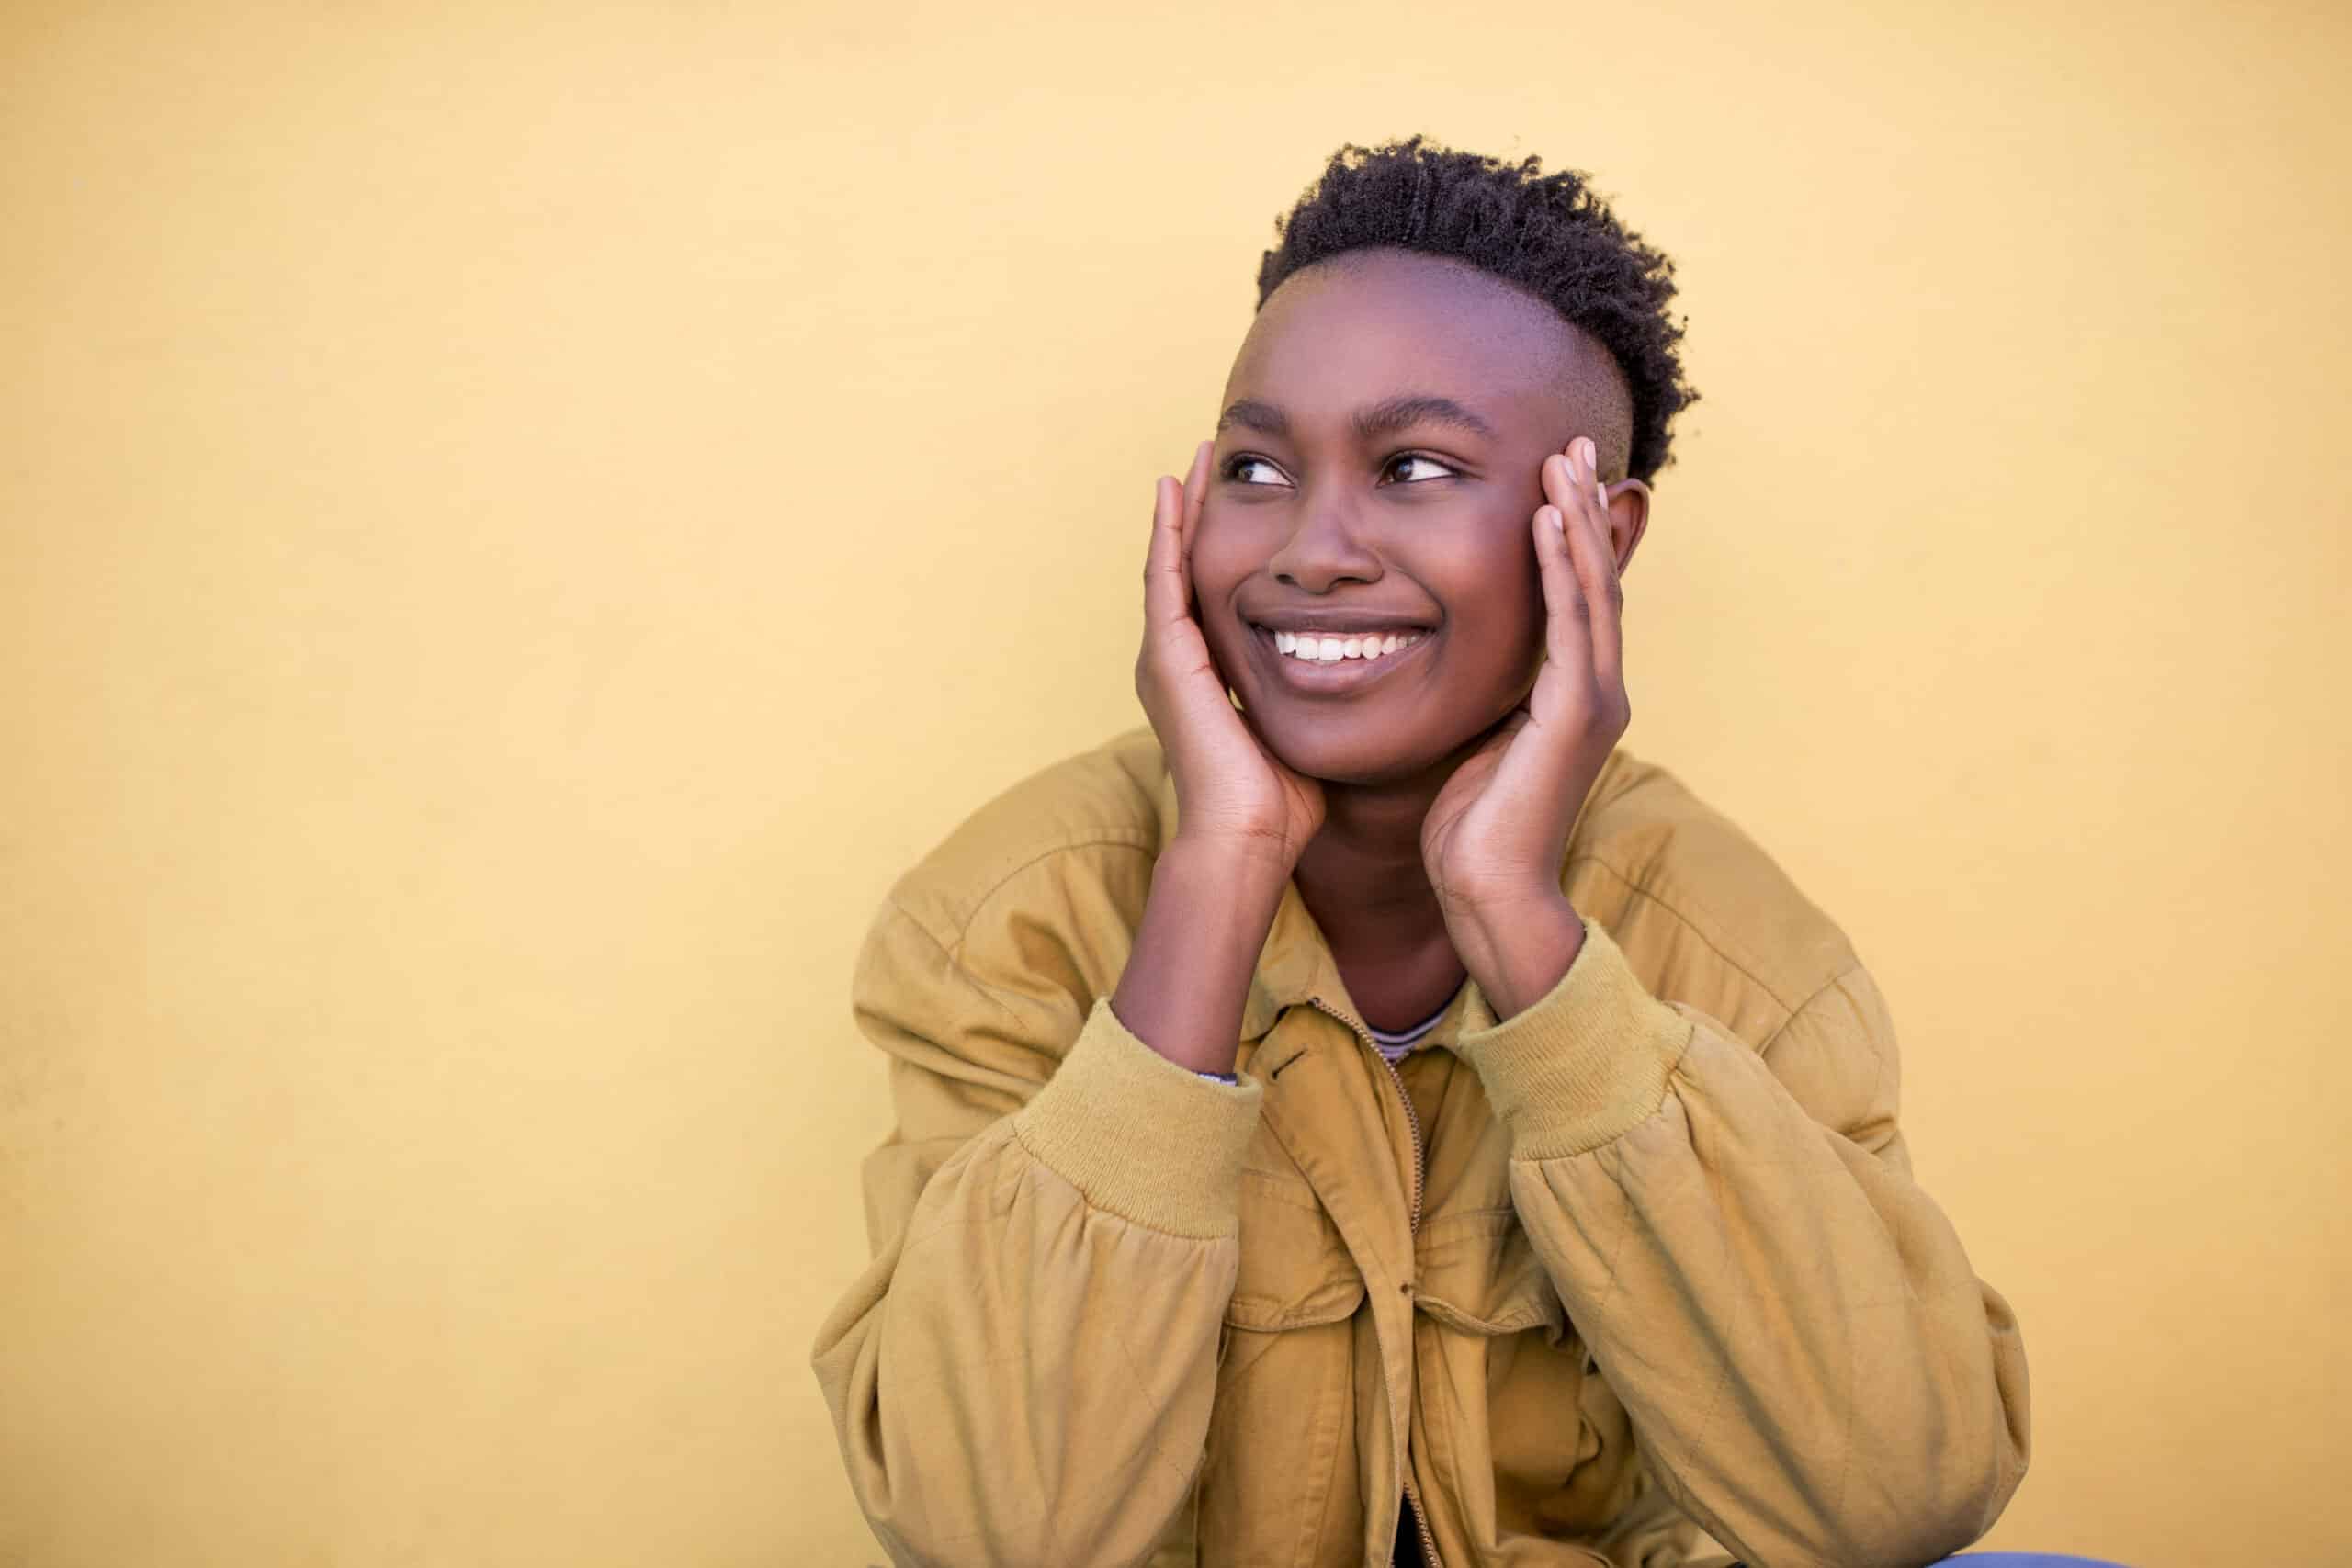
[1264,486,1382,593]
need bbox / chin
[1245,682,1529,788]
[1249,707,1448,787]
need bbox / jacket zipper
[1306,996,1424,1229]
[1306,995,1441,1568]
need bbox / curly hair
[1256,136,1697,484]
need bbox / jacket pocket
[1204,1164,1365,1563]
[1410,1209,1616,1542]
[1223,1167,1366,1329]
[1409,1206,1566,1339]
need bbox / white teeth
[1265,627,1426,665]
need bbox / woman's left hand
[1420,435,1629,988]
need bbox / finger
[1180,439,1212,572]
[1531,501,1592,682]
[1544,435,1611,519]
[1537,452,1594,643]
[1539,439,1582,521]
[1143,472,1187,632]
[1566,438,1625,698]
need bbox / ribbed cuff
[1453,914,1692,1159]
[1009,997,1263,1238]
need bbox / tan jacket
[812,728,2030,1568]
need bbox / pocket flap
[1411,1208,1566,1338]
[1223,1168,1366,1330]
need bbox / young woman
[812,138,2030,1568]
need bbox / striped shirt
[1197,988,1460,1083]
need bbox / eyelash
[1221,452,1458,487]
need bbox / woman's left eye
[1383,455,1455,484]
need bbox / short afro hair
[1256,136,1697,485]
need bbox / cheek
[1185,514,1259,663]
[1443,544,1548,678]
[1189,507,1249,591]
[1442,530,1544,626]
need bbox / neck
[1290,746,1464,957]
[1296,784,1430,908]
[1289,759,1469,1031]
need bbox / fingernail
[1577,436,1597,471]
[1597,479,1610,510]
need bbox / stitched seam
[1299,1319,1351,1568]
[1754,960,1868,1058]
[1567,854,1824,1016]
[1830,1314,1858,1564]
[1104,1301,1203,1498]
[1583,1143,1642,1320]
[1429,1317,1474,1562]
[1224,1294,1361,1330]
[892,1127,1025,1261]
[1238,1168,1327,1214]
[874,899,1028,1031]
[886,834,1154,962]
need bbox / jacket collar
[1148,744,1633,1042]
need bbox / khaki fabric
[811,728,2030,1567]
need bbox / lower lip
[1250,626,1435,694]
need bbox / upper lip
[1245,609,1435,635]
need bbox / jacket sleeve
[809,893,1264,1568]
[1451,913,2031,1568]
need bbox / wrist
[1165,829,1302,893]
[1448,891,1584,1020]
[1112,836,1293,1077]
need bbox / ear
[1597,478,1652,577]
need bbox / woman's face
[1193,247,1637,786]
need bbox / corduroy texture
[1009,996,1264,1238]
[1453,912,1695,1160]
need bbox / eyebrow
[1216,393,1499,443]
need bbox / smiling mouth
[1248,623,1435,691]
[1265,626,1427,663]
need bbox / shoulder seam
[1572,852,1796,1006]
[896,831,1155,964]
[873,894,1031,1031]
[1572,852,1850,1021]
[1756,958,1871,1056]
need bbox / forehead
[1224,249,1601,431]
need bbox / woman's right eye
[1224,455,1290,487]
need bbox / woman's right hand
[1137,441,1326,870]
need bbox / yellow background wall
[5,2,2346,1563]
